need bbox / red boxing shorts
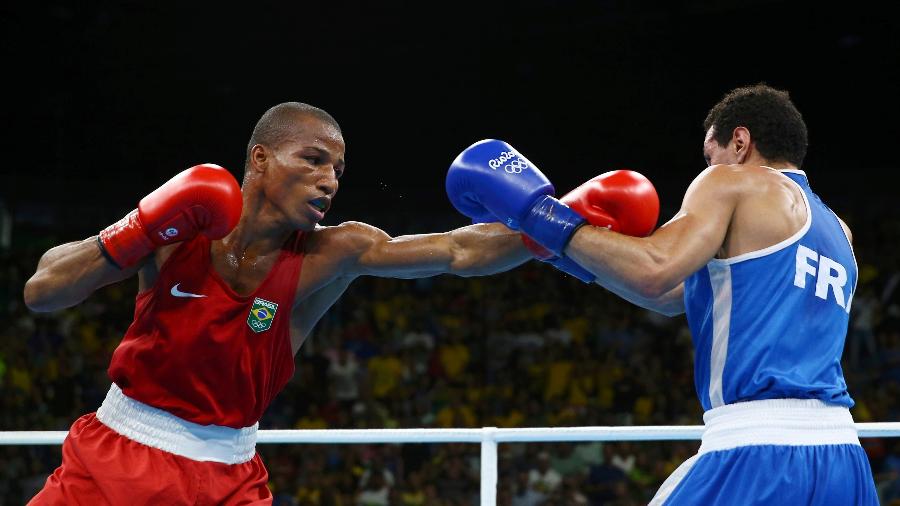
[28,384,272,505]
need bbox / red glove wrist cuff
[520,234,555,260]
[98,209,156,269]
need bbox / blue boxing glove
[446,139,586,256]
[446,139,553,225]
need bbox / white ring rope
[5,423,898,506]
[2,423,898,446]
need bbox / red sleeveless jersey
[108,232,304,428]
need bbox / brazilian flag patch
[247,297,278,333]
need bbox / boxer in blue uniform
[446,84,878,504]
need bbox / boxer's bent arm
[600,281,685,316]
[565,165,738,301]
[24,236,143,312]
[343,221,531,278]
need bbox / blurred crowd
[1,212,900,505]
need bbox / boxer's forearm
[24,237,141,312]
[447,223,532,276]
[566,225,676,299]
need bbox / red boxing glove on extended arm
[522,169,659,260]
[98,164,242,269]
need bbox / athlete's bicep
[357,232,456,278]
[648,166,741,282]
[336,221,454,278]
[652,283,686,316]
[600,279,685,316]
[347,222,528,278]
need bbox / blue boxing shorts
[650,399,878,505]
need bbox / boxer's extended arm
[23,237,144,312]
[565,166,738,313]
[340,221,531,278]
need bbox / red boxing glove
[563,169,659,236]
[99,164,242,269]
[522,169,660,259]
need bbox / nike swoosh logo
[170,283,207,298]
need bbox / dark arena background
[2,1,899,505]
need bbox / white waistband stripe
[96,383,257,464]
[699,398,860,454]
[650,399,861,504]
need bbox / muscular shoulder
[693,164,793,200]
[700,164,776,186]
[683,165,747,204]
[305,221,390,262]
[709,165,808,257]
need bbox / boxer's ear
[249,144,269,174]
[732,127,752,164]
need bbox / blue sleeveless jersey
[684,169,857,411]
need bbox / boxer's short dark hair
[244,102,341,176]
[704,84,808,167]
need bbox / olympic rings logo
[504,159,528,173]
[488,151,529,174]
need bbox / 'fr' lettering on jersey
[794,244,852,312]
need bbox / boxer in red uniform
[23,102,659,505]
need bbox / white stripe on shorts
[649,454,700,505]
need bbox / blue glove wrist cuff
[520,195,587,256]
